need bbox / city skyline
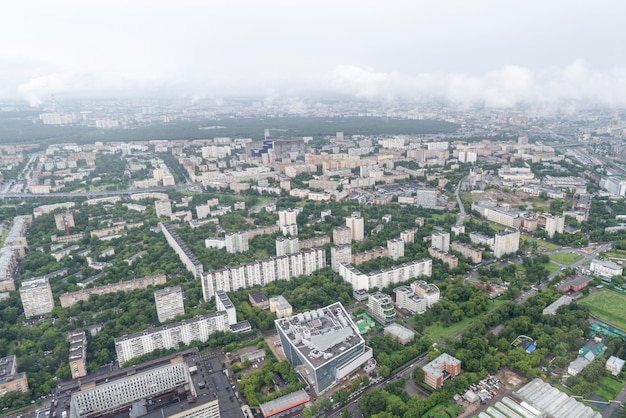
[2,1,626,107]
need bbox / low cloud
[330,61,626,108]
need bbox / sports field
[548,252,583,265]
[579,291,626,331]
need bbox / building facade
[423,353,461,388]
[20,277,54,318]
[114,312,228,364]
[275,302,373,394]
[201,248,326,301]
[345,212,365,242]
[68,331,87,379]
[154,286,185,323]
[493,228,520,258]
[225,231,249,253]
[367,292,396,323]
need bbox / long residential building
[201,248,326,300]
[160,222,204,278]
[338,258,432,291]
[59,274,167,308]
[0,248,19,291]
[114,312,229,365]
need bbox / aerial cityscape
[2,2,626,418]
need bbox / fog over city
[2,0,626,107]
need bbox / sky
[2,0,626,107]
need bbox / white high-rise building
[215,290,237,326]
[276,236,299,256]
[368,292,396,323]
[387,239,405,260]
[431,232,450,253]
[225,231,249,253]
[493,228,520,258]
[345,212,364,242]
[20,278,54,318]
[331,245,352,272]
[278,209,299,227]
[154,286,185,323]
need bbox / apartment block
[493,228,520,258]
[68,331,87,379]
[423,353,461,388]
[368,292,396,324]
[331,245,352,272]
[160,223,204,279]
[215,290,237,326]
[201,248,326,300]
[155,199,172,218]
[54,212,75,231]
[225,231,249,253]
[338,259,432,291]
[450,241,482,264]
[59,274,167,308]
[428,247,459,269]
[0,356,28,397]
[393,286,427,314]
[333,226,352,245]
[276,236,299,256]
[20,277,54,318]
[154,286,185,323]
[431,232,450,252]
[115,312,229,364]
[345,212,365,241]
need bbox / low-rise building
[68,331,87,379]
[249,290,270,310]
[384,323,415,345]
[590,258,623,279]
[423,353,461,389]
[270,295,293,319]
[0,356,28,397]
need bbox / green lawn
[579,291,626,331]
[593,375,626,401]
[521,236,560,250]
[548,252,583,265]
[425,299,506,340]
[543,262,561,275]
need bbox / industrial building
[482,378,601,418]
[58,349,223,418]
[275,302,373,394]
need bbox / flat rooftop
[275,302,363,369]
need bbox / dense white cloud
[3,1,626,107]
[329,62,626,108]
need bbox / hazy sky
[3,0,626,107]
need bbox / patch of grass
[549,252,583,265]
[593,375,626,401]
[425,299,506,340]
[542,262,561,275]
[579,291,626,331]
[521,235,560,250]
